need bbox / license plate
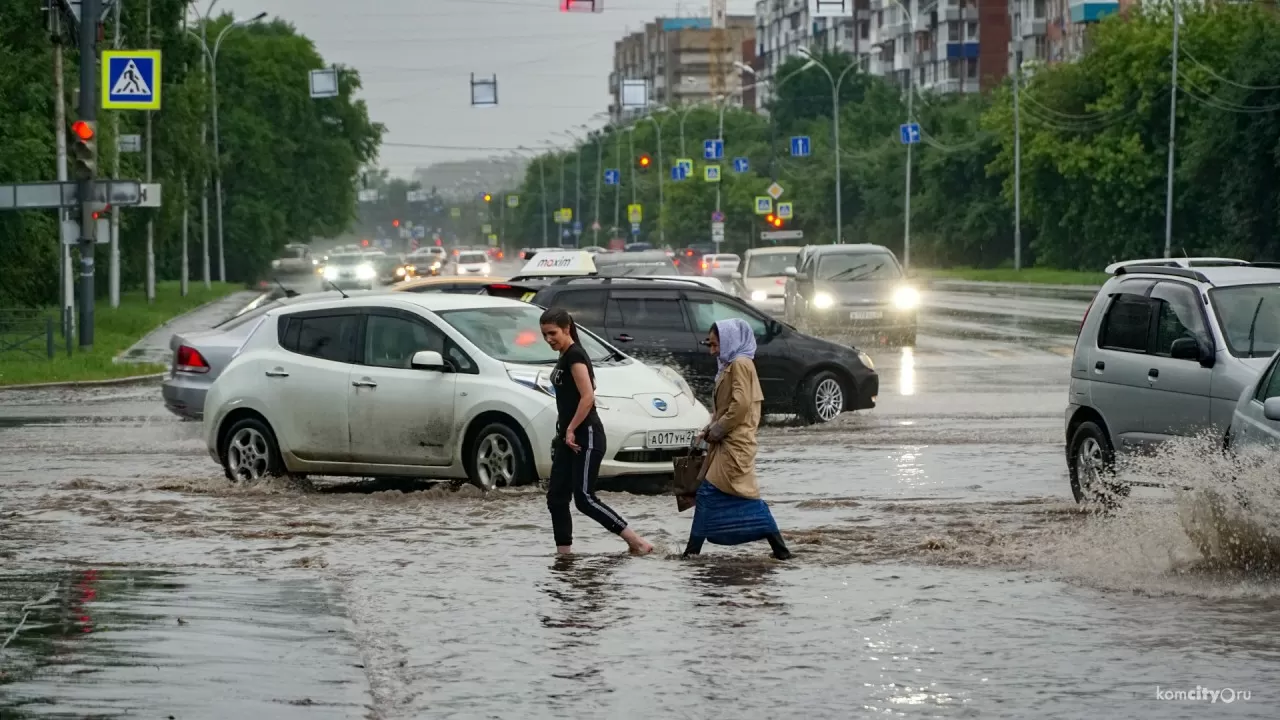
[849,311,883,320]
[645,429,696,449]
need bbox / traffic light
[70,120,97,181]
[482,192,493,203]
[637,153,652,170]
[771,214,785,228]
[392,219,400,228]
[361,238,370,247]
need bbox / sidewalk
[115,290,263,366]
[928,278,1101,299]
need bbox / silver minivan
[1065,259,1280,502]
[1228,348,1280,452]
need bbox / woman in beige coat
[683,318,791,560]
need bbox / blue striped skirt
[690,480,780,546]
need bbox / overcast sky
[216,0,761,176]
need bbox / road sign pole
[77,0,101,350]
[109,0,122,309]
[145,0,155,303]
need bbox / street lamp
[796,46,862,246]
[188,9,267,283]
[641,113,665,245]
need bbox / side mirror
[769,320,785,337]
[411,350,448,371]
[784,266,797,277]
[731,271,742,280]
[1265,397,1280,422]
[1170,337,1201,361]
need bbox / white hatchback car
[455,250,491,276]
[203,293,710,489]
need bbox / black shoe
[766,533,792,560]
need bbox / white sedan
[455,250,491,276]
[202,293,710,490]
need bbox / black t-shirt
[551,342,602,437]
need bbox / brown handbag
[672,447,705,512]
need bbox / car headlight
[271,259,281,269]
[857,350,875,370]
[813,292,835,309]
[356,264,376,280]
[481,264,492,274]
[323,266,338,280]
[655,365,694,398]
[893,286,921,310]
[508,368,556,397]
[750,290,768,302]
[311,258,319,265]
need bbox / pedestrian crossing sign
[102,50,162,110]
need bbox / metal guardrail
[0,309,56,360]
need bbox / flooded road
[3,286,1279,718]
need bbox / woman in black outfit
[539,308,654,555]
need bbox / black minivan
[529,277,878,423]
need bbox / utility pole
[145,0,155,301]
[77,0,101,349]
[613,132,621,241]
[199,18,211,288]
[181,176,189,296]
[1013,42,1022,271]
[593,133,604,245]
[109,0,122,309]
[52,8,73,338]
[1164,1,1180,259]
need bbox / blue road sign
[413,226,426,239]
[604,168,620,185]
[711,210,725,223]
[732,157,749,173]
[630,222,641,235]
[703,139,724,160]
[573,220,583,234]
[900,123,921,144]
[670,165,688,181]
[562,228,572,239]
[102,50,162,110]
[789,136,811,157]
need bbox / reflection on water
[899,347,916,396]
[539,554,626,636]
[893,447,928,490]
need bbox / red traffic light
[361,239,370,246]
[772,216,784,228]
[392,219,400,228]
[638,154,652,168]
[71,120,94,141]
[765,213,776,224]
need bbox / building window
[861,20,869,39]
[948,59,961,79]
[967,21,978,40]
[966,57,977,78]
[877,10,883,27]
[1034,0,1046,17]
[948,21,959,42]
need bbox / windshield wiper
[1247,296,1265,358]
[847,263,886,282]
[824,263,869,282]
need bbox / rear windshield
[598,262,678,276]
[214,299,283,330]
[459,252,487,264]
[747,252,798,277]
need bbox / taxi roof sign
[517,250,597,277]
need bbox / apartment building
[1008,0,1126,72]
[867,0,1011,94]
[608,16,756,122]
[753,0,875,107]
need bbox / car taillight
[175,345,210,373]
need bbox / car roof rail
[1112,264,1212,283]
[1246,261,1280,269]
[550,276,707,288]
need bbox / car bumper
[162,375,208,420]
[805,307,917,332]
[853,371,879,410]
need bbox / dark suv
[529,277,879,423]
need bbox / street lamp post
[593,131,605,244]
[188,10,266,283]
[643,114,665,245]
[715,95,732,215]
[796,47,861,246]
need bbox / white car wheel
[222,417,283,483]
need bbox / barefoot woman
[540,308,654,555]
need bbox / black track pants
[547,425,627,547]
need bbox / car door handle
[614,334,634,342]
[265,369,289,378]
[352,380,378,388]
[1094,361,1105,371]
[1148,368,1159,379]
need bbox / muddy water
[3,289,1280,718]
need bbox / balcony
[945,41,979,59]
[1069,0,1118,23]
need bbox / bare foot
[620,528,653,555]
[556,545,572,555]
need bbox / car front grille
[614,448,685,464]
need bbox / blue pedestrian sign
[732,157,749,173]
[670,164,688,181]
[102,50,162,110]
[573,220,582,234]
[630,222,642,235]
[900,123,921,144]
[790,136,811,157]
[604,169,620,185]
[703,139,724,160]
[562,228,572,239]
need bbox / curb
[928,279,1101,297]
[0,290,270,393]
[111,289,270,365]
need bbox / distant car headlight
[271,259,281,269]
[508,368,556,397]
[655,365,694,398]
[813,292,835,309]
[857,350,875,371]
[323,266,339,280]
[396,267,407,277]
[893,286,921,310]
[356,264,376,280]
[750,290,768,302]
[480,264,492,275]
[311,258,319,265]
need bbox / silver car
[162,291,375,419]
[732,246,801,316]
[1227,347,1280,452]
[1065,259,1280,502]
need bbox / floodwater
[3,286,1279,718]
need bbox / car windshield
[816,251,901,282]
[437,306,614,364]
[598,262,677,276]
[1209,284,1280,358]
[747,252,798,277]
[459,252,487,264]
[328,254,365,266]
[281,247,306,259]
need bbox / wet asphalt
[3,281,1280,719]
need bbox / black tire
[220,416,286,483]
[465,421,534,491]
[1067,420,1129,505]
[798,370,847,425]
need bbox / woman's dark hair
[709,322,720,339]
[539,307,581,343]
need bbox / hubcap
[227,427,271,482]
[814,378,844,422]
[1077,437,1104,488]
[475,433,516,490]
